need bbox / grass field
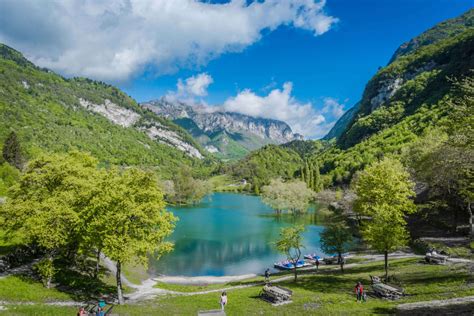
[1,258,472,315]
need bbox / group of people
[77,299,107,316]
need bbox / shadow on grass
[53,265,116,302]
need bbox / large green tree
[352,157,416,279]
[261,179,314,214]
[169,166,211,205]
[0,151,99,287]
[93,167,176,304]
[275,225,305,281]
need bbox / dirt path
[397,295,474,311]
[125,251,424,302]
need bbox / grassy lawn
[114,258,473,315]
[0,276,73,303]
[208,175,246,192]
[1,258,472,315]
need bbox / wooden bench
[370,276,404,300]
[425,252,448,264]
[261,284,293,304]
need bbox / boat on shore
[304,253,321,261]
[274,260,310,270]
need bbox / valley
[0,4,472,316]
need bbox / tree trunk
[384,251,388,280]
[116,260,124,305]
[94,249,101,279]
[339,252,344,273]
[468,202,473,240]
[294,266,298,281]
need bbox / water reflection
[151,193,327,276]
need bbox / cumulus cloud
[165,74,345,139]
[0,0,337,82]
[165,73,214,104]
[223,82,345,138]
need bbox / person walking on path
[354,282,365,302]
[220,291,228,311]
[315,258,320,270]
[264,268,270,283]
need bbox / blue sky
[123,0,472,105]
[0,0,471,138]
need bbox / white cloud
[223,82,345,139]
[165,72,213,104]
[165,74,346,139]
[177,73,213,97]
[322,97,345,119]
[0,0,337,82]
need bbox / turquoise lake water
[151,193,326,276]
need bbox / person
[77,307,87,316]
[315,258,320,270]
[264,268,270,283]
[220,291,228,310]
[354,282,365,302]
[96,307,104,316]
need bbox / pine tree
[2,131,23,169]
[309,165,314,190]
[313,161,322,192]
[304,160,310,188]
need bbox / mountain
[323,102,360,140]
[142,99,303,160]
[389,8,474,63]
[0,44,210,178]
[323,8,474,142]
[232,8,473,189]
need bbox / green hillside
[389,8,474,62]
[0,44,211,178]
[233,9,473,189]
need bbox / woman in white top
[220,291,227,310]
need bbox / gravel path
[397,295,474,311]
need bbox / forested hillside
[230,10,473,236]
[0,44,212,178]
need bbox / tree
[93,167,176,304]
[170,166,211,205]
[312,161,323,192]
[2,131,24,169]
[352,157,416,279]
[275,225,305,281]
[403,76,474,238]
[0,151,99,287]
[320,220,353,272]
[261,179,314,214]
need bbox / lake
[151,193,327,276]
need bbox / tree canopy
[352,157,416,278]
[275,225,305,281]
[261,179,314,214]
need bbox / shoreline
[153,273,257,285]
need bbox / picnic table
[425,251,448,264]
[260,284,293,304]
[370,276,405,300]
